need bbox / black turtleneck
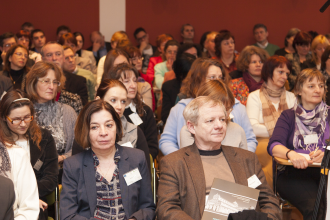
[198,147,222,156]
[9,68,25,90]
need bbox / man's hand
[139,41,148,53]
[288,151,313,169]
[39,199,48,211]
[92,40,102,52]
[1,51,6,63]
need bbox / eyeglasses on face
[14,52,28,59]
[6,115,33,125]
[38,79,61,86]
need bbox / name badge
[248,174,262,189]
[33,159,43,171]
[303,134,318,145]
[123,168,142,186]
[129,113,143,126]
[121,142,133,148]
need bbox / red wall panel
[0,0,99,49]
[126,0,330,51]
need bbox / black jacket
[63,71,88,105]
[124,104,159,159]
[29,128,59,202]
[161,78,181,124]
[0,74,13,96]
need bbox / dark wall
[126,0,330,51]
[0,0,99,49]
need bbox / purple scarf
[293,101,329,151]
[242,72,264,92]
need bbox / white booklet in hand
[202,178,260,220]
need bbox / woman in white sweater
[247,56,296,138]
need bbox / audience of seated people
[159,58,257,154]
[3,22,330,220]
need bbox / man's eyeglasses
[6,115,33,125]
[38,79,61,86]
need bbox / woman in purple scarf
[267,68,328,219]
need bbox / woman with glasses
[159,58,258,155]
[0,90,58,220]
[25,61,77,183]
[229,45,269,105]
[16,30,42,62]
[0,44,29,91]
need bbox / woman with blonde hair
[302,35,329,70]
[159,58,257,155]
[229,45,269,105]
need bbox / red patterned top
[229,77,250,105]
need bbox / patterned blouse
[229,77,249,105]
[93,149,127,220]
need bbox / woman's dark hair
[173,53,196,83]
[74,32,85,45]
[180,58,226,98]
[16,30,31,49]
[164,40,180,53]
[176,43,202,59]
[102,63,145,117]
[4,44,30,73]
[321,45,330,71]
[214,32,235,58]
[125,46,141,59]
[284,28,300,47]
[200,31,211,51]
[261,56,292,82]
[75,100,123,149]
[103,48,129,76]
[293,31,312,52]
[96,79,127,99]
[58,33,77,47]
[0,90,42,149]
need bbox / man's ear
[186,120,196,135]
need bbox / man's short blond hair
[183,96,227,125]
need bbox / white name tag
[129,113,143,126]
[303,134,318,145]
[121,142,133,148]
[123,168,142,186]
[248,174,262,189]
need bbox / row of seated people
[0,23,329,219]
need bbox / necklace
[97,163,112,180]
[8,71,23,85]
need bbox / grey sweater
[34,101,77,158]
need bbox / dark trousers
[277,166,324,220]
